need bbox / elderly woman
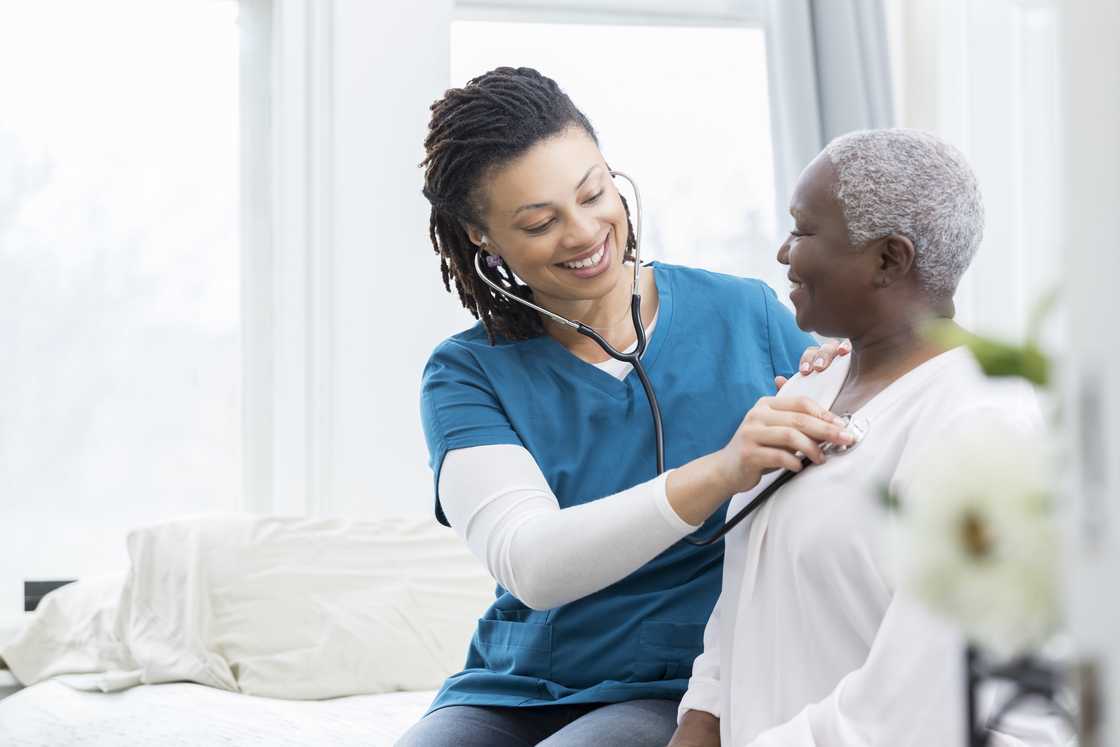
[669,129,1056,746]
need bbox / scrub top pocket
[474,619,554,680]
[634,620,706,681]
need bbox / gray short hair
[822,128,984,296]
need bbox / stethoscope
[474,170,665,477]
[473,170,868,545]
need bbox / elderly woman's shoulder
[914,348,1044,436]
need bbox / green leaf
[1026,286,1060,345]
[923,321,1050,387]
[879,484,901,512]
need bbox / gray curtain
[764,0,895,223]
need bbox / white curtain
[763,0,895,223]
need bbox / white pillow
[3,514,494,699]
[0,573,135,687]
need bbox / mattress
[0,680,435,746]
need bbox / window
[450,20,786,294]
[0,1,240,596]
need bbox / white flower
[895,418,1059,659]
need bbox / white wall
[1059,1,1120,742]
[328,0,463,518]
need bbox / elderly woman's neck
[845,303,956,386]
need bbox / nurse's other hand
[667,710,720,747]
[790,338,851,382]
[718,395,853,494]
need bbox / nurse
[396,67,851,747]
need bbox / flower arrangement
[882,294,1072,744]
[894,417,1060,659]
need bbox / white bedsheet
[0,680,434,746]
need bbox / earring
[479,237,504,268]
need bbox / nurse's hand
[667,710,720,747]
[717,395,853,494]
[775,339,851,389]
[665,396,852,526]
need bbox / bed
[0,681,435,746]
[0,514,494,747]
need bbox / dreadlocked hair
[420,66,637,344]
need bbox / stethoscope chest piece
[823,414,870,456]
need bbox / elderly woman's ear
[875,233,917,288]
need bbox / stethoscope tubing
[684,414,866,545]
[682,456,810,546]
[572,294,665,475]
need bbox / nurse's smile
[556,233,612,278]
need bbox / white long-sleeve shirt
[437,311,710,611]
[438,446,696,610]
[679,348,1070,746]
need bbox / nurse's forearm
[665,452,737,526]
[503,471,695,609]
[440,445,700,611]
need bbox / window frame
[239,0,335,515]
[454,0,764,27]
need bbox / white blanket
[0,514,493,700]
[0,680,435,746]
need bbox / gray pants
[394,698,679,746]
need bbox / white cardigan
[679,348,1069,746]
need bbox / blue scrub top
[420,262,813,711]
